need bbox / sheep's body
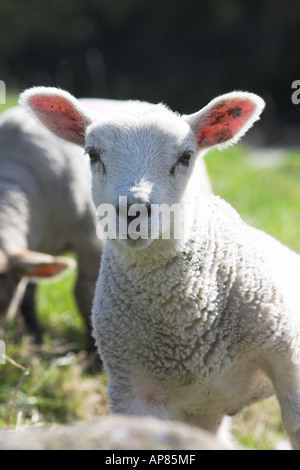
[0,107,94,254]
[21,86,300,448]
[94,194,300,421]
[0,106,102,345]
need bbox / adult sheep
[20,87,300,449]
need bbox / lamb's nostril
[127,203,151,223]
[116,200,152,225]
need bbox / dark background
[1,0,300,145]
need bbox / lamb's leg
[264,352,300,450]
[74,269,98,351]
[276,382,300,450]
[72,235,103,353]
[20,281,43,344]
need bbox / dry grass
[232,398,286,450]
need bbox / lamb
[20,86,300,449]
[0,105,103,347]
[0,100,210,349]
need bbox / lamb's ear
[19,87,93,146]
[11,251,76,280]
[184,92,265,151]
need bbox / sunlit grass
[36,267,85,350]
[205,145,300,253]
[0,92,19,112]
[232,398,285,450]
[0,269,108,429]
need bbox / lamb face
[85,108,197,249]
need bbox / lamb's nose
[116,202,152,223]
[128,203,151,224]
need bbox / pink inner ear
[196,99,257,148]
[29,94,88,144]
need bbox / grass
[0,96,299,449]
[206,145,300,253]
[0,92,19,112]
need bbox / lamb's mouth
[117,237,154,250]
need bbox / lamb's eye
[178,152,192,167]
[170,151,193,176]
[87,148,106,174]
[88,148,100,164]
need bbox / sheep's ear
[0,250,8,275]
[11,251,76,280]
[184,92,265,151]
[19,87,93,146]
